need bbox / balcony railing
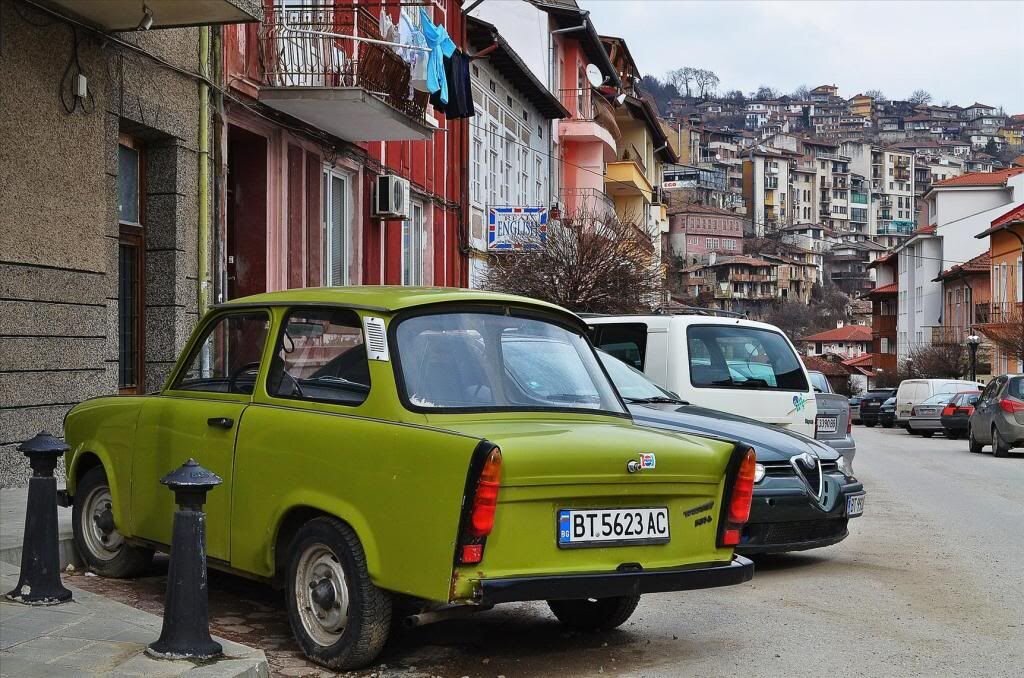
[975,303,990,324]
[559,87,621,140]
[872,314,897,336]
[877,221,915,235]
[988,302,1024,323]
[620,144,647,177]
[259,5,426,122]
[560,187,615,217]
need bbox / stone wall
[0,0,207,486]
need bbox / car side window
[173,312,271,394]
[591,323,648,370]
[268,308,370,406]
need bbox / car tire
[968,426,984,453]
[920,431,934,438]
[72,466,153,578]
[992,427,1010,458]
[548,594,641,631]
[285,516,391,671]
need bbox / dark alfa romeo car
[858,388,896,427]
[599,352,865,554]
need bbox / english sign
[487,207,548,251]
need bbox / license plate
[558,508,670,547]
[816,416,838,433]
[846,494,865,517]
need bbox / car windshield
[687,324,809,391]
[596,350,682,402]
[395,311,625,414]
[883,397,896,406]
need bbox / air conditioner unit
[374,175,410,219]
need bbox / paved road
[73,426,1024,677]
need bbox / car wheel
[72,466,153,578]
[992,427,1010,458]
[921,431,934,438]
[968,426,983,453]
[548,594,641,631]
[285,517,391,671]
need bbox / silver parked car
[907,392,971,437]
[968,375,1024,457]
[807,370,856,462]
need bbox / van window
[686,325,808,392]
[590,323,648,370]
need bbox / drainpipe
[197,26,211,313]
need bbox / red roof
[975,203,1024,238]
[931,168,1024,188]
[868,282,898,296]
[842,353,874,367]
[802,355,852,377]
[934,252,991,281]
[801,325,873,343]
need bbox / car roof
[586,314,789,333]
[217,286,581,325]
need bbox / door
[130,311,272,561]
[974,378,1004,441]
[227,125,268,300]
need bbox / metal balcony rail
[259,5,427,121]
[560,87,596,121]
[620,144,647,176]
[560,187,615,216]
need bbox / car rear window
[1008,378,1024,399]
[686,324,808,392]
[590,323,648,370]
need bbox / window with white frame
[401,200,426,286]
[502,133,513,203]
[322,168,351,286]
[488,122,499,206]
[471,136,483,205]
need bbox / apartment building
[872,147,916,243]
[0,0,261,485]
[742,147,794,235]
[976,203,1024,373]
[684,255,779,317]
[867,253,898,374]
[801,325,873,358]
[933,252,991,377]
[666,206,746,261]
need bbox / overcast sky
[581,0,1024,112]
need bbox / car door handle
[207,417,234,429]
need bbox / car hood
[627,403,839,463]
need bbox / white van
[894,378,981,425]
[587,313,818,437]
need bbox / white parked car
[587,312,817,437]
[894,378,980,427]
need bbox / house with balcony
[222,1,471,293]
[465,15,569,287]
[866,260,899,375]
[0,0,261,484]
[742,147,796,235]
[666,205,747,263]
[600,36,677,256]
[975,203,1024,374]
[800,324,873,359]
[825,240,886,295]
[691,255,780,317]
[933,252,992,377]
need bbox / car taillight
[911,407,918,416]
[941,405,956,417]
[999,398,1024,414]
[456,445,502,565]
[720,448,756,547]
[958,406,975,416]
[469,448,502,537]
[847,415,852,434]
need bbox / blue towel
[419,8,456,105]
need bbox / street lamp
[967,334,981,382]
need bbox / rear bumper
[941,414,970,431]
[478,556,754,605]
[908,416,942,431]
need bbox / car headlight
[836,455,852,477]
[754,463,765,483]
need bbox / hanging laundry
[399,12,429,92]
[378,10,399,52]
[419,8,455,105]
[431,49,475,119]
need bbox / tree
[978,308,1024,366]
[864,89,886,101]
[909,89,933,105]
[764,300,816,341]
[640,75,679,114]
[753,85,779,100]
[791,85,810,100]
[667,67,695,98]
[723,89,746,105]
[693,69,720,98]
[985,138,999,155]
[907,342,966,378]
[481,206,662,315]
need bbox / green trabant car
[63,288,756,670]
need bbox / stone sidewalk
[0,561,269,677]
[0,487,80,569]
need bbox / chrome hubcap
[295,544,349,646]
[82,486,123,560]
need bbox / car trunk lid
[813,393,850,440]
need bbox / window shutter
[330,175,346,286]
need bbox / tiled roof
[933,252,991,281]
[669,205,747,218]
[706,255,773,267]
[801,325,873,342]
[802,355,852,377]
[931,168,1024,188]
[987,203,1024,231]
[867,282,898,295]
[842,353,874,368]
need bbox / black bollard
[6,432,73,605]
[147,458,223,660]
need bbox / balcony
[851,191,869,204]
[764,192,776,206]
[258,5,433,142]
[46,0,260,31]
[894,169,911,181]
[872,314,897,337]
[879,197,893,208]
[559,88,619,158]
[876,221,915,235]
[560,187,615,218]
[765,177,779,190]
[605,159,653,200]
